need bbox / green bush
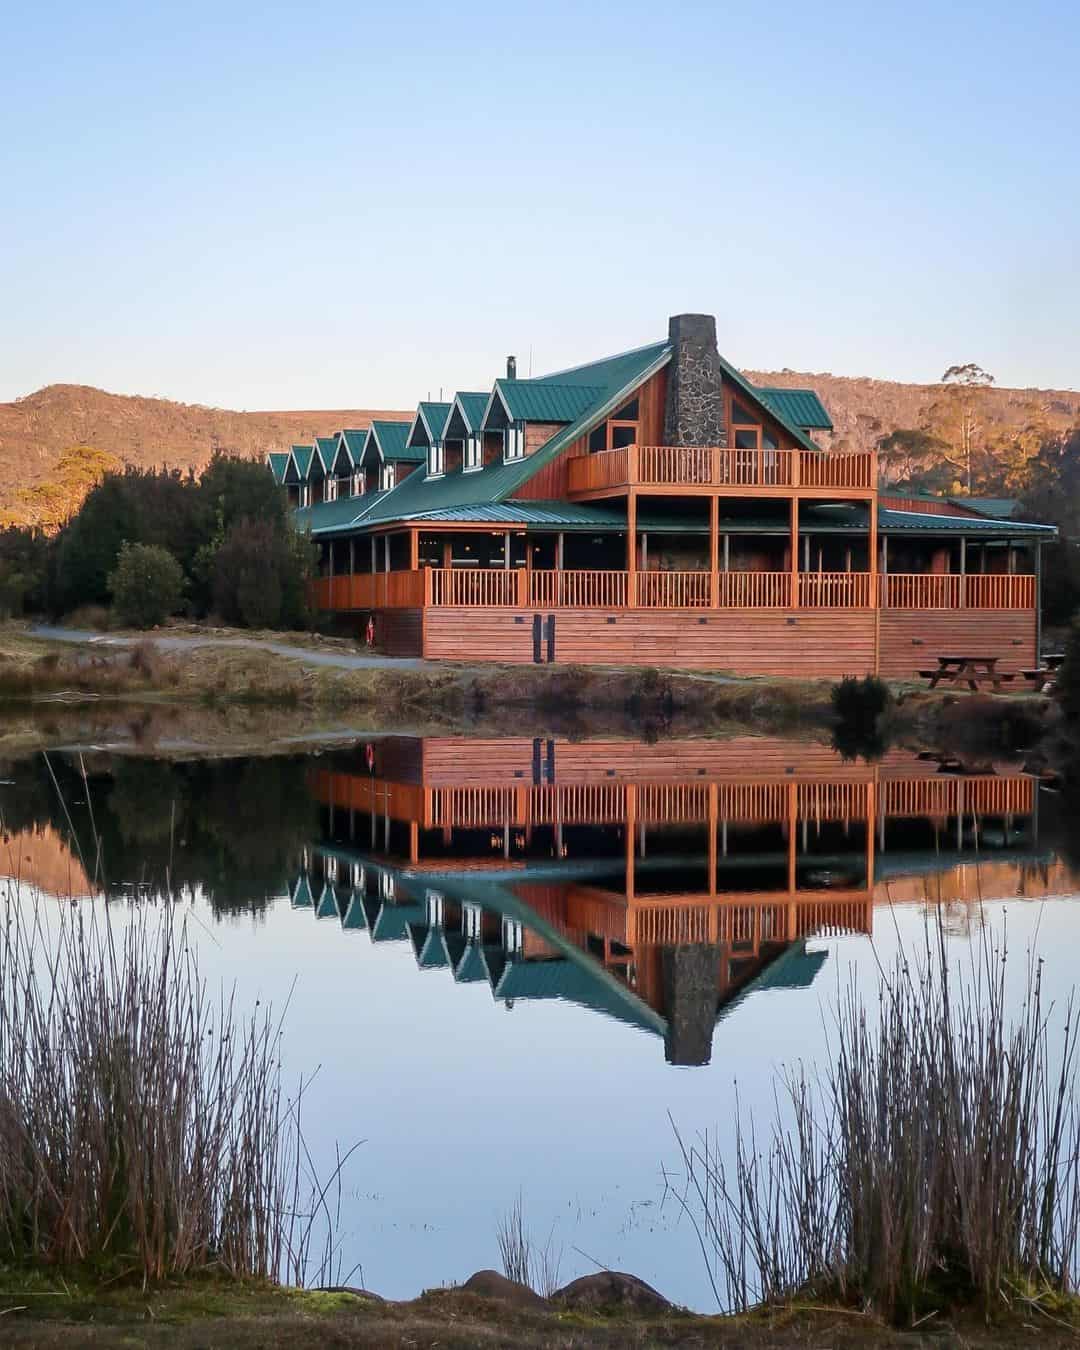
[212,517,315,629]
[108,542,185,628]
[1058,618,1080,722]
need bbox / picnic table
[918,655,1015,691]
[1020,652,1065,692]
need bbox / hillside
[2,372,1078,529]
[746,369,1080,456]
[0,384,411,527]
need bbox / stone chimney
[662,944,722,1067]
[662,313,726,447]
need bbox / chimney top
[667,313,717,347]
[506,355,517,380]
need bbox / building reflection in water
[299,736,1054,1067]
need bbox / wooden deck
[565,444,876,496]
[311,569,1035,613]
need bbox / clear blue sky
[2,0,1077,409]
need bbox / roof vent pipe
[506,355,517,380]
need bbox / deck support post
[627,491,637,607]
[442,538,452,570]
[789,495,799,608]
[504,532,511,570]
[328,540,334,582]
[625,783,637,902]
[384,535,391,573]
[370,536,376,574]
[408,528,418,571]
[959,536,967,607]
[1036,541,1043,659]
[723,533,730,573]
[709,494,719,607]
[349,538,355,576]
[868,493,878,605]
[557,532,564,571]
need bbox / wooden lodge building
[268,314,1055,675]
[294,735,1055,1065]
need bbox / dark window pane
[613,398,639,420]
[612,425,636,448]
[762,430,778,450]
[734,429,759,449]
[731,400,758,425]
[588,425,607,453]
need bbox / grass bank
[3,1269,1079,1346]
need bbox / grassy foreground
[4,1271,1080,1348]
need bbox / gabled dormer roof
[330,429,367,477]
[756,387,833,432]
[482,380,605,430]
[364,419,424,464]
[286,444,313,483]
[443,392,491,439]
[406,402,452,449]
[266,451,290,484]
[310,437,336,476]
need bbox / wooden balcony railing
[312,567,1036,613]
[799,571,873,607]
[880,574,1036,609]
[566,444,876,494]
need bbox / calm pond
[3,731,1079,1310]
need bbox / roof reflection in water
[297,735,1053,1067]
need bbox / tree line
[0,454,315,629]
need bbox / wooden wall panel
[367,608,423,658]
[879,609,1035,678]
[415,737,930,784]
[511,366,669,501]
[525,422,562,455]
[421,608,875,676]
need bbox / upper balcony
[566,444,876,497]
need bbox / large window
[463,432,482,471]
[380,464,394,492]
[504,423,524,461]
[587,397,641,454]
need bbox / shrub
[831,675,892,760]
[108,541,185,628]
[1058,618,1080,723]
[213,517,314,630]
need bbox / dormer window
[504,422,525,462]
[428,441,445,478]
[352,470,364,496]
[463,433,482,471]
[379,464,394,492]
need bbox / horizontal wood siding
[369,608,423,658]
[422,608,875,676]
[511,366,667,501]
[879,609,1036,678]
[525,422,562,455]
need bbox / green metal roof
[880,507,1054,536]
[342,429,368,461]
[291,444,314,479]
[352,342,672,527]
[267,451,290,484]
[756,387,833,431]
[291,875,313,908]
[292,489,395,534]
[418,402,451,444]
[370,419,423,463]
[316,886,339,920]
[491,381,605,424]
[949,497,1019,520]
[409,924,452,969]
[493,957,659,1034]
[444,392,491,438]
[342,893,367,931]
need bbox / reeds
[496,1191,563,1297]
[670,922,1080,1322]
[0,886,351,1284]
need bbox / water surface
[3,733,1078,1308]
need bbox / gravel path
[29,625,425,670]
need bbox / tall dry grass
[670,922,1080,1323]
[496,1191,563,1297]
[0,886,357,1285]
